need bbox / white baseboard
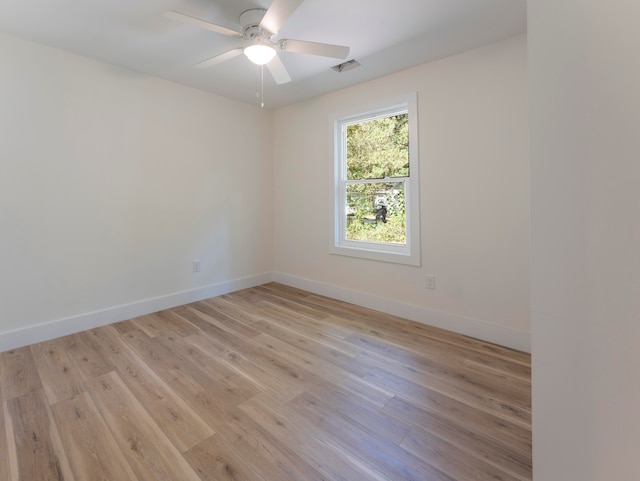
[273,272,531,353]
[0,272,273,352]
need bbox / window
[331,93,420,265]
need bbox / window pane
[345,181,406,244]
[346,113,409,180]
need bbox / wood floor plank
[252,316,362,358]
[251,332,395,407]
[119,330,249,415]
[129,314,176,339]
[131,310,200,339]
[117,330,277,446]
[30,338,85,405]
[169,389,297,479]
[239,336,395,408]
[0,346,42,401]
[1,283,532,481]
[250,326,373,376]
[169,305,256,354]
[347,323,532,386]
[258,300,356,340]
[376,369,532,452]
[462,357,531,384]
[365,364,532,428]
[385,395,532,464]
[0,401,10,481]
[226,289,330,322]
[184,333,304,404]
[188,300,262,340]
[49,391,140,480]
[225,288,357,348]
[87,371,202,481]
[111,316,145,334]
[400,425,526,481]
[118,328,178,373]
[4,390,75,481]
[63,331,115,384]
[83,326,216,452]
[188,406,330,481]
[153,332,260,409]
[198,296,266,333]
[187,409,332,481]
[185,433,269,481]
[3,401,19,481]
[287,391,458,481]
[400,428,522,481]
[302,382,411,445]
[240,392,395,481]
[347,333,531,409]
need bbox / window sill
[330,243,420,266]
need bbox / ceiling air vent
[331,59,361,73]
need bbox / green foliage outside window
[345,114,409,244]
[346,114,409,179]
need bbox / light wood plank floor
[0,283,531,481]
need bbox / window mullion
[345,177,409,185]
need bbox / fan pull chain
[255,65,260,100]
[253,65,266,108]
[261,64,265,108]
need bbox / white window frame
[330,92,421,266]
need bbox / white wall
[0,33,273,348]
[529,1,640,479]
[0,32,531,354]
[272,35,530,351]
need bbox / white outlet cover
[425,275,436,289]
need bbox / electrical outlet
[192,260,201,273]
[425,274,436,290]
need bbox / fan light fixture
[244,44,276,65]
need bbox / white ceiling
[0,0,526,108]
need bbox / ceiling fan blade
[266,55,292,84]
[260,0,304,34]
[164,11,241,37]
[279,39,349,59]
[195,48,243,69]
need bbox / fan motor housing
[240,9,270,38]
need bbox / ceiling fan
[164,0,350,85]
